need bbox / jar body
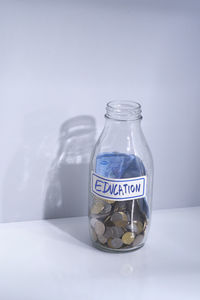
[88,102,153,252]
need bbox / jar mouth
[106,100,142,121]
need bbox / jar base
[92,241,145,253]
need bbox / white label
[91,172,146,201]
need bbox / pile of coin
[89,195,149,251]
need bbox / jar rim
[106,100,142,121]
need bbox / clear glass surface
[88,101,153,252]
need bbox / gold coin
[104,215,110,222]
[90,201,104,214]
[107,238,113,248]
[104,199,115,204]
[104,215,111,224]
[134,221,144,234]
[143,220,147,232]
[122,232,135,245]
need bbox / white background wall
[0,0,199,222]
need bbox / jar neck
[104,115,142,134]
[105,100,142,121]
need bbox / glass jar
[88,100,153,252]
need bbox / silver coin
[89,227,97,242]
[98,234,107,244]
[110,238,123,249]
[133,234,144,246]
[90,200,105,215]
[111,212,128,227]
[90,218,97,228]
[104,227,113,239]
[103,203,112,214]
[111,212,120,222]
[115,202,127,212]
[111,226,124,238]
[94,220,105,236]
[104,226,124,239]
[126,222,138,233]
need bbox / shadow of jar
[43,115,96,219]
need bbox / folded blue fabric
[96,152,145,178]
[96,152,149,218]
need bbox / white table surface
[0,207,200,300]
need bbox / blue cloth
[96,152,149,218]
[96,152,145,179]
